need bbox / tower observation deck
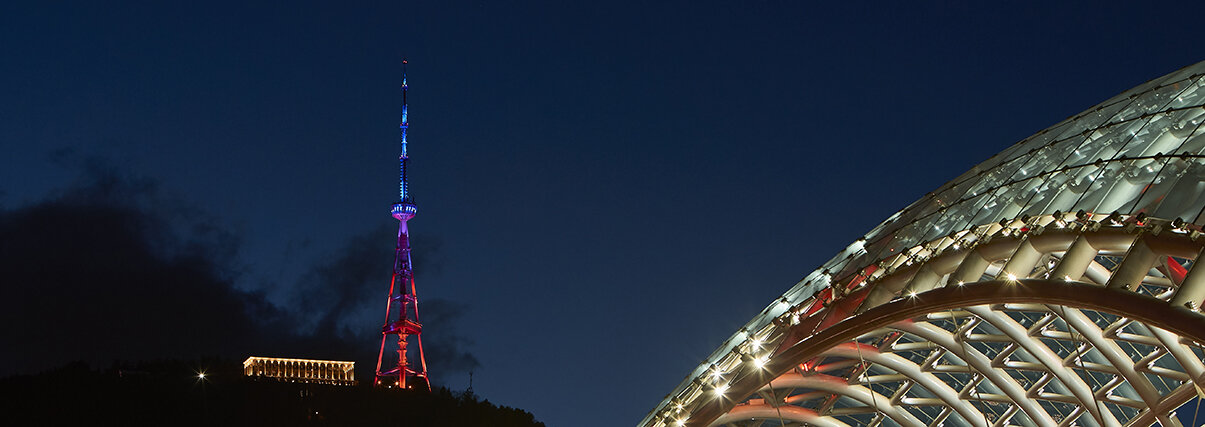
[643,61,1205,427]
[374,60,430,391]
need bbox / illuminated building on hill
[242,356,355,386]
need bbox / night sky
[4,2,1205,426]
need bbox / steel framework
[642,61,1205,427]
[374,60,430,390]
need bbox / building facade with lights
[642,61,1205,427]
[243,356,356,386]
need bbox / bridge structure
[642,61,1205,427]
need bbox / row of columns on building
[244,358,355,383]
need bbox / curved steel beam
[712,404,849,427]
[1051,305,1175,426]
[1148,326,1205,388]
[681,280,1205,426]
[894,320,1058,426]
[962,306,1119,426]
[820,343,988,427]
[1129,382,1200,427]
[758,372,923,427]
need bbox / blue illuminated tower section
[374,60,431,391]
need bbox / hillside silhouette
[0,358,543,426]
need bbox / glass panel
[863,198,930,246]
[960,156,1029,204]
[782,273,824,303]
[938,165,988,196]
[861,231,900,265]
[862,209,905,243]
[1124,157,1174,215]
[1071,160,1147,214]
[1166,75,1205,109]
[1131,123,1205,220]
[917,211,955,243]
[1110,80,1192,123]
[995,121,1071,167]
[1098,158,1162,214]
[1112,112,1179,159]
[1049,99,1131,143]
[965,120,1075,185]
[916,166,995,221]
[1016,172,1068,217]
[968,186,1016,226]
[833,251,873,282]
[1161,108,1205,154]
[821,252,857,282]
[911,194,953,222]
[1014,137,1087,182]
[927,192,991,237]
[1177,129,1205,154]
[1037,165,1101,215]
[997,173,1055,220]
[877,221,927,257]
[1056,122,1130,171]
[989,179,1037,222]
[1149,159,1205,223]
[1093,68,1181,109]
[1159,63,1205,86]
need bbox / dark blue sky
[3,2,1204,426]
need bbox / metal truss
[648,215,1205,427]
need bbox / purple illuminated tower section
[374,60,431,391]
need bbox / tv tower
[374,59,431,391]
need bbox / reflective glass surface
[645,61,1205,427]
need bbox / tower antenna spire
[399,58,411,202]
[375,58,430,391]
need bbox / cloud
[416,298,482,386]
[0,162,260,375]
[0,159,479,387]
[293,222,479,385]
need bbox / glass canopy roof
[644,60,1205,426]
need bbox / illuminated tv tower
[374,59,430,391]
